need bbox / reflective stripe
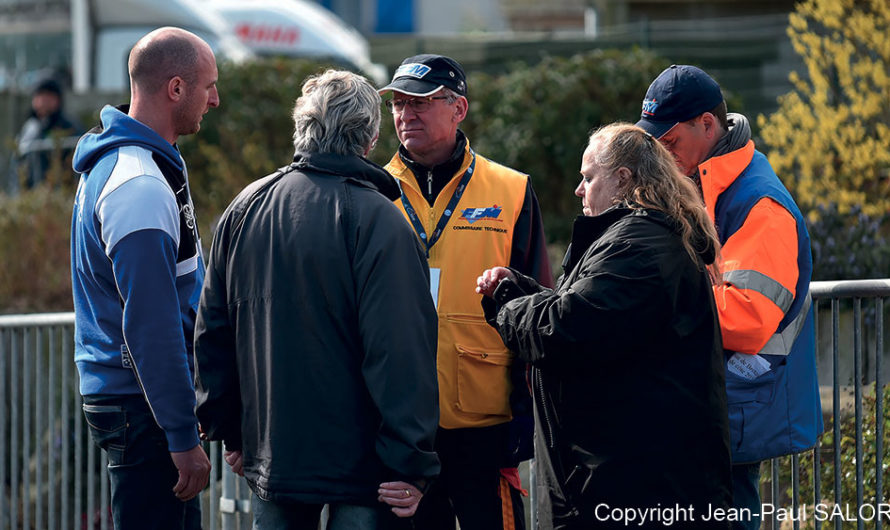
[723,269,794,313]
[758,293,812,356]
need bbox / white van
[73,0,253,92]
[199,0,387,83]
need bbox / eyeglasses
[385,96,451,114]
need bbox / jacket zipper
[535,367,556,449]
[427,170,433,198]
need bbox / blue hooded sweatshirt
[71,105,204,452]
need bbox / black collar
[398,130,468,205]
[292,151,401,201]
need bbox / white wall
[416,0,507,34]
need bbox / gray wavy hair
[292,70,381,156]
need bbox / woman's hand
[476,267,515,297]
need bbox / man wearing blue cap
[379,54,553,530]
[636,65,823,530]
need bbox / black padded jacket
[194,152,440,504]
[483,204,732,529]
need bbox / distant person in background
[70,27,219,529]
[15,77,82,189]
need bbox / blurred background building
[1,0,803,183]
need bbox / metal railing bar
[832,299,842,530]
[771,458,779,529]
[22,327,31,530]
[210,441,219,530]
[75,387,83,530]
[876,297,884,530]
[62,329,72,530]
[49,326,58,530]
[813,299,822,530]
[814,442,822,530]
[101,450,109,530]
[810,280,890,299]
[853,299,864,530]
[0,312,74,328]
[11,329,20,530]
[792,453,800,530]
[36,327,45,530]
[0,330,7,530]
[0,330,12,528]
[223,452,236,530]
[88,430,96,530]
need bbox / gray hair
[292,70,381,156]
[438,87,461,102]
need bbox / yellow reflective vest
[386,140,529,429]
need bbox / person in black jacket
[477,123,733,529]
[194,69,440,529]
[13,77,83,191]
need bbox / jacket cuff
[165,425,201,453]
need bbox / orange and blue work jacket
[700,140,823,463]
[386,140,530,430]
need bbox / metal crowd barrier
[1,279,889,529]
[0,313,222,530]
[765,279,890,530]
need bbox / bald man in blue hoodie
[70,26,219,530]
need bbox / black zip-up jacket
[194,152,440,504]
[483,205,732,529]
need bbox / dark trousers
[252,494,405,530]
[731,462,762,530]
[83,394,201,530]
[411,424,525,530]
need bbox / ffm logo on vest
[459,205,503,224]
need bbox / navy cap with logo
[635,65,724,139]
[378,54,467,98]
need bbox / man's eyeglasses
[385,96,451,114]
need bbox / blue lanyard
[399,150,477,257]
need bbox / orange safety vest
[386,141,528,429]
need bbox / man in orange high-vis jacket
[379,54,553,530]
[637,65,823,530]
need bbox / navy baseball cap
[635,65,724,138]
[379,54,467,98]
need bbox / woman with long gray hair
[477,123,732,529]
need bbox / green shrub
[182,51,667,244]
[0,178,75,313]
[1,50,667,312]
[806,203,890,281]
[773,384,890,529]
[453,48,667,242]
[758,0,890,216]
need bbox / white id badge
[726,352,772,380]
[429,267,441,308]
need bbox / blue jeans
[732,462,762,530]
[252,494,396,530]
[83,394,201,530]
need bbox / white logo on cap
[394,63,431,80]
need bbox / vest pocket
[455,343,512,416]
